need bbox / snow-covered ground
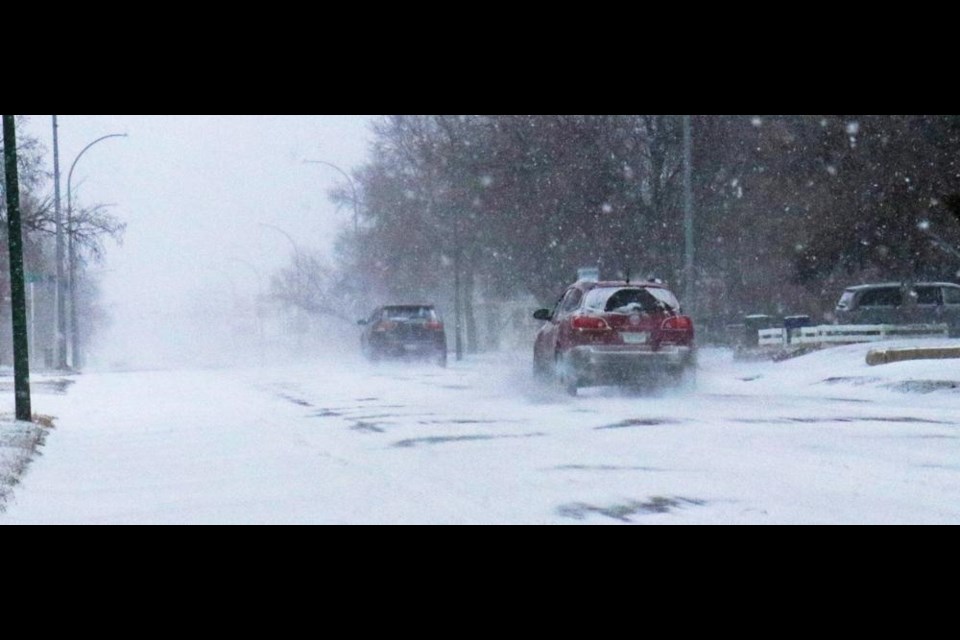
[3,339,960,524]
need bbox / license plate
[621,332,648,344]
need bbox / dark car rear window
[383,306,437,321]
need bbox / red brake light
[425,321,444,330]
[374,321,397,332]
[571,316,611,331]
[661,316,693,331]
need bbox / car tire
[555,352,578,396]
[672,365,697,391]
[533,353,551,381]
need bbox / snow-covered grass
[3,339,960,524]
[0,417,49,512]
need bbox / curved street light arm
[67,134,129,207]
[304,159,360,234]
[259,222,301,259]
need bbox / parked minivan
[835,282,960,334]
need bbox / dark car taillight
[425,321,444,331]
[374,321,397,332]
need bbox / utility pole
[683,115,695,315]
[52,115,67,369]
[3,115,32,421]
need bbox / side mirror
[533,309,552,321]
[357,319,368,326]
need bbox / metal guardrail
[758,323,950,347]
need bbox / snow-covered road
[3,344,960,524]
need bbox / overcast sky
[22,115,376,367]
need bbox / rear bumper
[369,334,446,357]
[565,344,695,383]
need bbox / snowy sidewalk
[1,368,339,524]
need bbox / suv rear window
[945,287,960,304]
[583,287,678,313]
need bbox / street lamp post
[66,132,127,369]
[259,222,302,261]
[52,116,67,369]
[303,159,360,235]
[230,257,267,363]
[303,158,370,319]
[259,223,306,352]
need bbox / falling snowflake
[846,121,860,136]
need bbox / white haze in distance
[23,115,376,370]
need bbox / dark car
[359,305,447,367]
[533,280,696,395]
[835,282,960,335]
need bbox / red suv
[533,280,696,395]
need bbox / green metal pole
[3,115,32,421]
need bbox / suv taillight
[660,316,694,345]
[571,315,611,331]
[374,321,396,332]
[425,321,444,331]
[661,316,693,331]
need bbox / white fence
[758,324,950,347]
